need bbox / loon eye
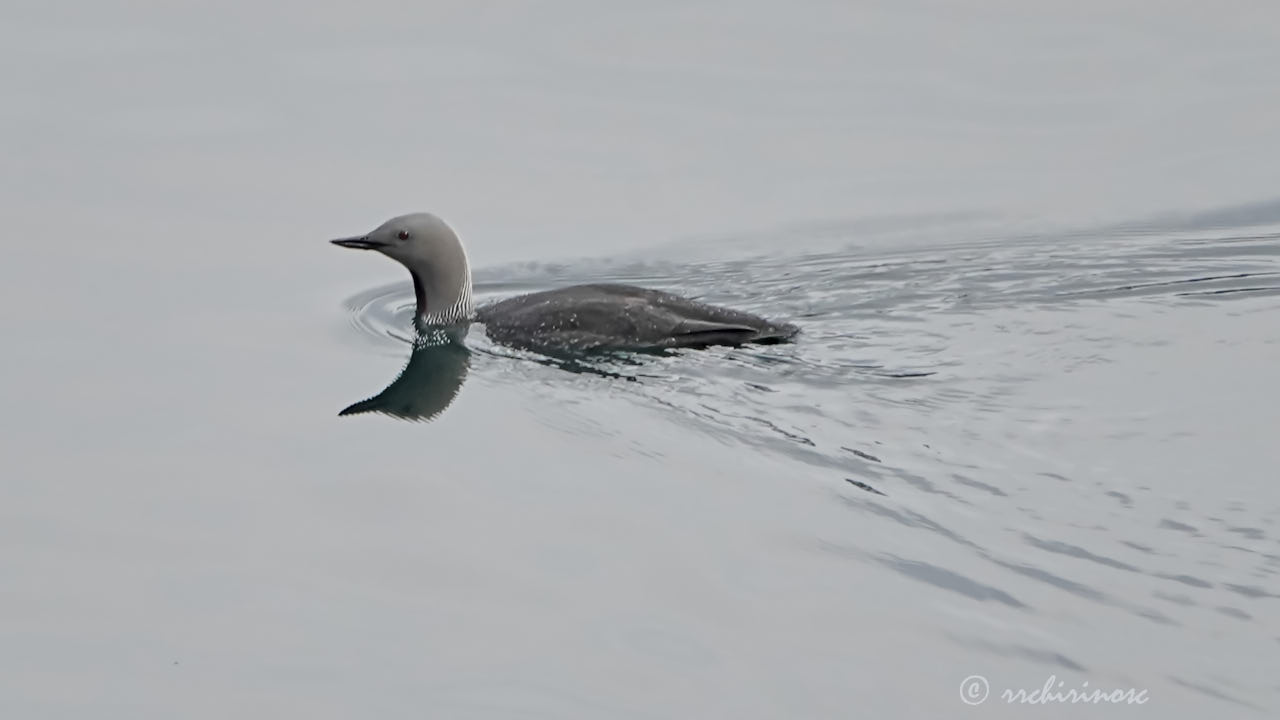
[397,230,410,240]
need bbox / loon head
[332,212,474,327]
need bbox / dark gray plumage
[332,213,799,355]
[477,283,797,353]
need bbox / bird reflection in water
[339,328,471,422]
[339,325,647,422]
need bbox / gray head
[331,212,474,327]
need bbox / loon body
[332,213,798,354]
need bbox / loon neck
[410,267,474,328]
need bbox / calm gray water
[3,2,1279,718]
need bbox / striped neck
[410,264,474,328]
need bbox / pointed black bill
[330,236,386,250]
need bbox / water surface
[2,2,1280,718]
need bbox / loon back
[475,283,799,353]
